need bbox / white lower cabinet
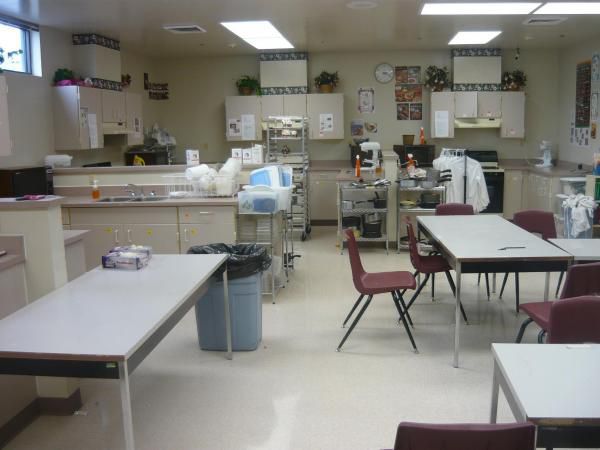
[124,224,180,254]
[78,223,122,270]
[503,170,524,219]
[179,223,236,251]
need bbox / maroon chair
[547,296,600,343]
[434,203,491,300]
[499,210,563,312]
[516,262,600,343]
[337,229,418,352]
[393,422,536,450]
[404,220,468,323]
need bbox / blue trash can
[195,272,262,351]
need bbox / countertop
[500,159,592,178]
[0,196,64,211]
[63,229,90,246]
[62,196,238,208]
[0,235,25,272]
[336,169,383,183]
[309,160,349,171]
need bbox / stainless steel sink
[97,196,168,203]
[97,196,136,202]
[130,196,168,202]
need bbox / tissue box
[110,245,153,259]
[102,251,149,270]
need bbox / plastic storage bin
[195,272,262,351]
[238,188,278,213]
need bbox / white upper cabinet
[430,92,455,138]
[454,91,478,118]
[260,94,307,119]
[500,92,525,139]
[0,76,11,156]
[260,95,284,119]
[101,90,126,123]
[477,92,502,118]
[53,86,104,150]
[125,92,143,145]
[225,96,262,141]
[306,93,344,140]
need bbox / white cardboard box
[231,148,242,160]
[242,148,253,165]
[186,149,200,166]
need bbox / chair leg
[515,317,534,343]
[555,271,564,298]
[405,274,431,311]
[538,329,546,344]
[342,294,364,328]
[499,272,509,299]
[394,290,414,327]
[515,273,520,313]
[392,292,418,353]
[485,273,490,301]
[431,273,435,300]
[337,295,373,351]
[444,271,468,324]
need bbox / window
[0,17,35,74]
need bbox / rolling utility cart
[338,183,389,254]
[266,116,311,241]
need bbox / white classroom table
[549,238,600,261]
[490,343,600,448]
[417,215,572,367]
[0,254,230,450]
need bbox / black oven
[481,170,504,214]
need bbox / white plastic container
[560,177,586,195]
[272,186,292,211]
[238,188,278,213]
[215,175,236,196]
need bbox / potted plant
[314,71,339,93]
[236,75,261,95]
[53,68,78,86]
[502,70,527,91]
[424,66,450,92]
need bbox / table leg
[453,263,462,368]
[490,360,499,423]
[119,361,135,450]
[544,272,550,301]
[492,273,497,294]
[223,269,233,361]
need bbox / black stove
[467,150,504,214]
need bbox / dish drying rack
[162,174,238,198]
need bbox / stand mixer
[359,141,380,172]
[535,140,553,168]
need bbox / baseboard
[38,389,82,416]
[310,220,337,226]
[0,399,39,448]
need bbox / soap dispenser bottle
[91,178,100,200]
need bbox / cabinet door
[101,90,126,123]
[77,223,122,270]
[125,92,143,145]
[124,224,180,254]
[503,170,524,219]
[0,76,11,156]
[260,95,284,119]
[306,93,344,140]
[501,92,525,138]
[179,223,236,252]
[477,92,501,118]
[283,94,307,116]
[430,92,455,138]
[454,91,477,118]
[225,96,262,141]
[79,87,104,148]
[309,171,338,220]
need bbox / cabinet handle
[114,228,119,243]
[196,211,214,215]
[127,229,132,243]
[184,228,189,242]
[176,231,180,242]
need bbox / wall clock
[374,63,394,84]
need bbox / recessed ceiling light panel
[346,0,378,9]
[534,2,600,14]
[221,21,293,49]
[448,31,502,45]
[421,2,541,14]
[162,24,206,34]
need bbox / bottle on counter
[355,154,361,178]
[375,149,383,175]
[91,178,100,200]
[419,127,426,144]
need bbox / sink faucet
[124,183,144,199]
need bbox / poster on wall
[575,60,591,128]
[228,118,241,137]
[365,122,378,133]
[395,66,421,84]
[592,53,600,81]
[396,103,410,120]
[395,84,422,103]
[350,119,365,137]
[410,104,423,120]
[358,87,375,113]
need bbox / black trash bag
[187,243,271,281]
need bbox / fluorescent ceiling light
[448,31,502,44]
[220,21,293,49]
[534,2,600,14]
[422,2,540,14]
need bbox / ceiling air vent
[162,24,207,34]
[522,17,567,26]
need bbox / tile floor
[7,227,570,449]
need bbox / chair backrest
[435,203,474,216]
[405,219,424,272]
[548,295,600,344]
[394,422,536,450]
[344,228,366,291]
[560,262,600,299]
[513,210,557,240]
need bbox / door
[124,224,180,254]
[454,91,477,118]
[260,95,284,118]
[503,170,524,219]
[481,171,504,214]
[79,87,104,148]
[0,76,11,156]
[309,171,338,220]
[306,93,344,139]
[126,92,143,145]
[477,92,501,118]
[225,96,262,141]
[77,223,122,270]
[178,223,236,251]
[430,92,455,138]
[101,90,126,123]
[283,94,307,117]
[501,92,525,138]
